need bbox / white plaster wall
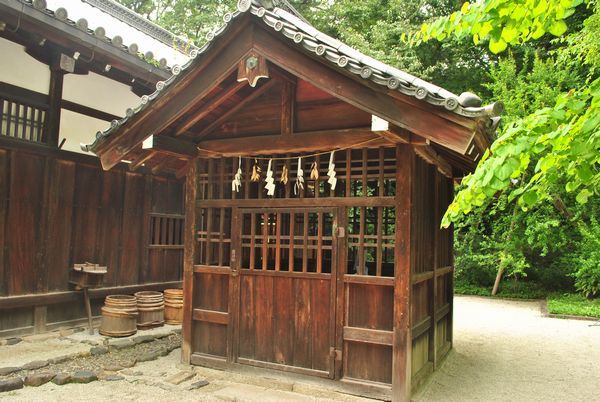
[59,109,107,154]
[0,37,50,93]
[62,71,140,117]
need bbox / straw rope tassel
[232,156,242,192]
[294,157,304,195]
[327,151,337,190]
[265,159,275,196]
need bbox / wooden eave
[91,14,494,176]
[0,0,169,88]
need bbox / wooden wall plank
[119,172,146,285]
[0,149,8,296]
[273,276,294,365]
[7,153,45,295]
[45,160,75,292]
[71,165,102,265]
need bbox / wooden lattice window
[1,97,47,143]
[347,206,396,277]
[240,209,333,273]
[197,208,232,266]
[197,148,396,200]
[149,213,184,248]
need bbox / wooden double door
[192,207,341,379]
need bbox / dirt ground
[2,296,599,401]
[414,296,600,402]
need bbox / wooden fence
[0,137,184,337]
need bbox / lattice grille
[240,209,333,273]
[197,148,396,200]
[1,98,46,143]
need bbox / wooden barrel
[99,295,138,337]
[134,291,164,329]
[164,288,183,325]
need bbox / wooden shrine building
[86,0,503,400]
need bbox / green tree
[418,0,599,296]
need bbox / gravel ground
[414,295,600,402]
[2,297,599,401]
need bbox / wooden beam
[281,79,295,136]
[174,80,247,136]
[343,326,393,346]
[192,308,229,325]
[414,145,453,178]
[96,21,254,170]
[129,151,156,171]
[195,77,280,140]
[44,64,64,146]
[196,128,389,157]
[142,135,197,158]
[252,28,476,154]
[392,144,415,402]
[0,281,183,310]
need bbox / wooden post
[392,144,415,401]
[33,306,47,334]
[182,160,199,363]
[44,65,64,146]
[83,287,93,335]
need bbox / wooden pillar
[181,160,199,363]
[392,144,415,401]
[44,65,64,146]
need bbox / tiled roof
[17,0,192,69]
[82,0,504,153]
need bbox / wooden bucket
[99,295,138,337]
[134,291,164,330]
[164,288,183,325]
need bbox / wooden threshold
[236,358,330,379]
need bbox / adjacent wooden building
[0,0,191,337]
[85,0,502,400]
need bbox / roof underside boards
[85,0,502,175]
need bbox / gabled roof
[83,0,502,155]
[5,0,192,69]
[82,0,503,174]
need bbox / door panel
[234,208,337,378]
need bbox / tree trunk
[491,199,521,296]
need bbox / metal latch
[329,347,342,361]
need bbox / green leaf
[548,20,568,36]
[576,189,593,204]
[461,1,470,14]
[577,165,594,181]
[522,190,539,206]
[501,25,519,43]
[489,37,508,53]
[565,181,579,192]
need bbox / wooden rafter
[96,21,254,170]
[174,80,247,136]
[194,77,280,140]
[129,150,156,171]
